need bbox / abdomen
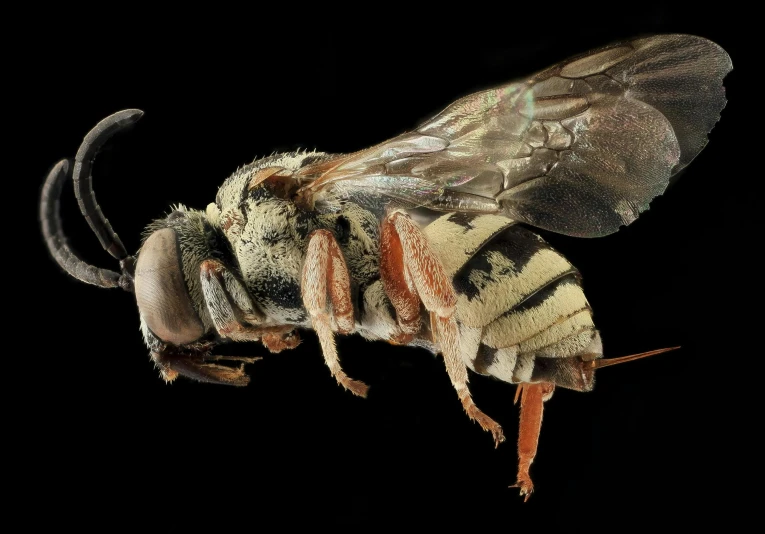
[424,212,603,392]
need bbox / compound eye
[135,228,204,345]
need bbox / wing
[295,34,732,237]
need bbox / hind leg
[381,211,504,446]
[512,382,556,501]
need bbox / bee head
[40,110,254,386]
[40,110,212,347]
[137,207,231,346]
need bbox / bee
[40,34,731,500]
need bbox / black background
[19,8,754,530]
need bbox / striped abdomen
[424,212,602,392]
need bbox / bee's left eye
[135,228,204,345]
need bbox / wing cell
[297,35,731,237]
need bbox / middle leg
[302,229,368,398]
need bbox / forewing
[298,35,731,237]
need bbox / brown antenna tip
[588,346,681,370]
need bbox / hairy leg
[381,211,504,446]
[512,382,556,501]
[200,259,264,341]
[302,229,368,397]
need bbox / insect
[40,34,731,499]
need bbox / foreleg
[200,259,264,342]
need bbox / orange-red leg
[260,326,302,353]
[302,229,368,397]
[435,314,505,446]
[381,211,504,446]
[381,216,421,337]
[513,382,556,501]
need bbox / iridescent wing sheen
[295,34,732,237]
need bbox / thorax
[208,153,381,325]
